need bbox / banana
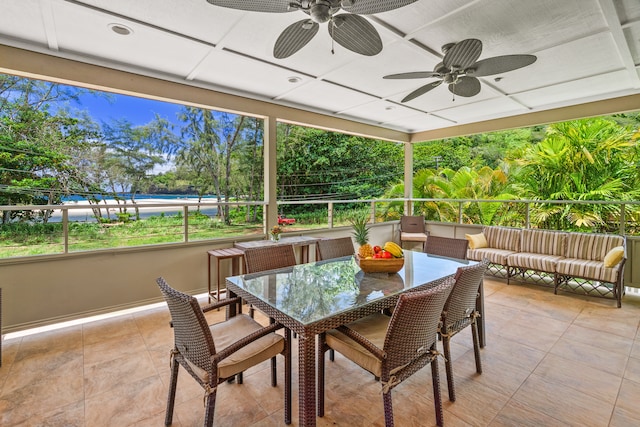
[383,241,403,258]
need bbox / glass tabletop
[226,250,474,326]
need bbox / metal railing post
[458,202,463,224]
[370,201,376,223]
[328,202,334,229]
[525,203,530,229]
[63,209,69,254]
[620,204,626,235]
[183,206,189,243]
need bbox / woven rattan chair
[399,215,428,249]
[317,277,456,427]
[243,244,297,274]
[439,260,489,402]
[424,236,469,260]
[317,237,355,260]
[156,277,292,426]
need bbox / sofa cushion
[564,233,624,262]
[507,252,564,272]
[483,226,521,252]
[521,229,566,256]
[604,246,625,268]
[556,258,620,284]
[467,247,515,265]
[465,232,488,249]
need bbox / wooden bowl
[356,255,404,274]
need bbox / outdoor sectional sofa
[465,226,627,307]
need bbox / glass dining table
[225,250,483,427]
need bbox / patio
[1,276,640,426]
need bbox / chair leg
[204,384,217,427]
[382,387,394,427]
[442,336,456,402]
[471,322,483,374]
[317,333,326,417]
[329,349,335,361]
[165,356,180,426]
[284,328,292,425]
[237,372,243,384]
[430,351,444,427]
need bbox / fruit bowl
[356,255,404,274]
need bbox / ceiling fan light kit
[206,0,418,57]
[383,38,537,102]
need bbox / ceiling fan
[384,39,537,102]
[206,0,418,58]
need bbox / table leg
[207,253,212,303]
[298,333,316,426]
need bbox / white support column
[264,116,278,233]
[404,142,413,215]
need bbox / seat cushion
[401,232,428,242]
[520,229,566,256]
[325,313,390,378]
[467,247,516,265]
[556,258,619,283]
[564,233,624,262]
[507,252,564,272]
[483,226,521,251]
[210,314,284,380]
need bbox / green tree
[509,118,640,231]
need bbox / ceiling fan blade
[383,71,441,80]
[274,20,319,59]
[340,0,417,15]
[329,14,382,56]
[443,39,482,71]
[206,0,291,13]
[449,76,481,97]
[469,54,537,77]
[401,80,443,103]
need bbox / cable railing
[1,198,638,259]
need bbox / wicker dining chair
[317,237,355,260]
[399,215,428,249]
[317,277,456,427]
[439,259,489,402]
[424,236,469,260]
[243,244,297,274]
[156,277,291,426]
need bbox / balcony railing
[1,198,639,260]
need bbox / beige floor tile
[3,275,640,426]
[512,374,613,426]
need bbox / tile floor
[1,277,640,426]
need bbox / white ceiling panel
[1,0,639,135]
[434,96,529,123]
[192,50,316,99]
[511,70,637,108]
[281,80,376,114]
[1,0,49,45]
[52,1,212,77]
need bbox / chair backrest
[442,260,489,329]
[424,236,469,260]
[400,215,426,233]
[383,277,455,371]
[243,244,297,273]
[317,237,355,261]
[156,277,215,375]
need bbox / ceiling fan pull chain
[330,20,335,54]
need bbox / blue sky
[72,91,183,126]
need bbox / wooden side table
[207,248,245,302]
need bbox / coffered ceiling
[1,0,640,140]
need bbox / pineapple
[351,213,374,258]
